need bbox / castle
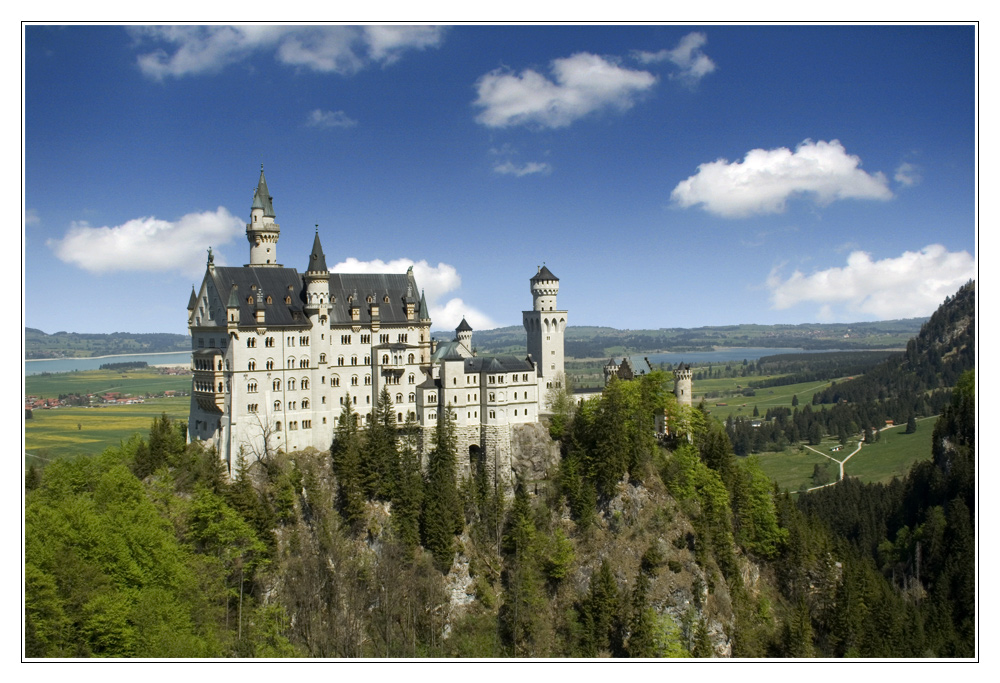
[187,168,566,479]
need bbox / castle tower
[246,165,281,267]
[523,265,567,405]
[303,228,330,322]
[674,363,693,407]
[456,317,473,354]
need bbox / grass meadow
[25,369,191,463]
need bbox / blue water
[24,352,191,375]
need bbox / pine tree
[392,414,424,551]
[331,396,365,528]
[422,405,462,571]
[363,387,399,500]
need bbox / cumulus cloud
[671,139,893,218]
[330,257,497,330]
[131,25,444,80]
[473,52,657,129]
[493,160,552,177]
[894,161,921,187]
[305,108,357,128]
[766,244,975,320]
[633,32,716,84]
[47,207,244,276]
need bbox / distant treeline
[25,328,189,359]
[748,351,897,389]
[99,361,149,371]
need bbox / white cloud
[25,208,40,225]
[894,161,921,187]
[633,32,716,84]
[671,139,893,218]
[493,160,552,177]
[305,109,357,128]
[766,244,975,320]
[329,257,498,330]
[131,26,445,80]
[473,52,657,129]
[47,207,244,276]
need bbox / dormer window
[383,295,390,303]
[246,296,253,304]
[285,296,291,304]
[367,295,373,304]
[266,296,272,304]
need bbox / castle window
[247,338,256,348]
[266,360,274,370]
[408,373,415,384]
[273,379,281,391]
[351,355,358,365]
[266,337,274,347]
[364,355,371,364]
[266,296,272,304]
[396,393,403,404]
[285,296,291,304]
[382,354,390,364]
[302,399,309,409]
[341,335,351,344]
[367,295,373,304]
[365,375,371,386]
[489,393,495,402]
[384,295,390,303]
[300,359,309,368]
[302,420,311,429]
[248,360,256,371]
[319,353,326,363]
[274,400,281,411]
[301,378,309,390]
[409,392,415,402]
[248,380,257,393]
[275,421,281,431]
[288,378,295,391]
[380,333,389,344]
[247,296,253,304]
[408,353,415,364]
[288,358,295,369]
[338,356,344,366]
[289,401,296,410]
[351,376,358,386]
[332,376,340,387]
[248,404,258,413]
[361,334,371,344]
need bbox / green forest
[23,284,975,658]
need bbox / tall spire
[252,164,275,218]
[307,227,328,273]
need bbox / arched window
[332,376,340,387]
[288,357,296,369]
[275,421,282,432]
[248,360,256,371]
[266,359,274,370]
[248,380,257,393]
[300,358,309,368]
[396,393,403,404]
[338,356,344,366]
[247,337,256,348]
[351,375,359,386]
[288,378,296,391]
[351,355,357,365]
[273,379,281,391]
[382,354,389,364]
[408,353,415,364]
[408,373,415,384]
[319,353,326,363]
[409,392,415,402]
[274,400,281,411]
[301,378,309,390]
[302,398,309,409]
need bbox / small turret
[304,228,330,317]
[456,317,473,353]
[226,283,240,328]
[530,265,559,312]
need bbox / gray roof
[456,317,473,333]
[328,272,421,325]
[462,355,535,373]
[531,265,558,281]
[188,287,198,310]
[208,266,309,328]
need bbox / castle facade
[187,168,565,477]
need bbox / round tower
[674,363,693,407]
[456,317,473,352]
[531,265,560,311]
[304,228,330,316]
[246,165,281,267]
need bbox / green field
[26,369,190,398]
[25,397,190,463]
[753,418,937,493]
[696,377,848,420]
[25,369,192,463]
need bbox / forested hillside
[25,328,190,359]
[24,287,974,658]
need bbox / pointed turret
[187,286,198,311]
[246,165,281,267]
[226,283,240,328]
[307,228,328,273]
[419,289,430,322]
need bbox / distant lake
[24,351,191,376]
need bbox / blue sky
[24,24,977,336]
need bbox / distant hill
[25,328,190,359]
[813,280,975,405]
[434,318,928,359]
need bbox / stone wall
[510,422,559,484]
